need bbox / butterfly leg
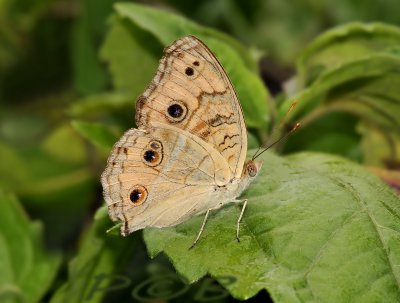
[235,199,248,242]
[189,206,220,250]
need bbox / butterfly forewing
[135,36,247,178]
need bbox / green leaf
[71,120,119,151]
[0,119,96,243]
[50,207,140,303]
[0,190,60,303]
[281,51,400,162]
[100,15,161,100]
[41,124,87,164]
[279,23,400,165]
[100,2,271,130]
[70,0,116,95]
[284,53,400,127]
[298,22,400,86]
[144,151,400,302]
[68,92,134,119]
[285,23,400,136]
[358,122,400,166]
[0,141,93,202]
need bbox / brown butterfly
[101,36,262,248]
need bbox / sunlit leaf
[144,151,400,302]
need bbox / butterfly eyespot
[168,104,183,118]
[143,150,156,161]
[150,140,161,150]
[129,185,148,205]
[193,61,199,66]
[166,101,188,122]
[185,67,194,76]
[142,149,162,166]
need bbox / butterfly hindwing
[101,123,231,234]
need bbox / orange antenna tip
[289,100,298,110]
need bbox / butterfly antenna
[252,123,300,160]
[252,100,300,161]
[252,146,262,160]
[278,100,298,130]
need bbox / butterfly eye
[129,185,148,205]
[166,101,188,122]
[247,162,258,177]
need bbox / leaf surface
[144,152,400,302]
[0,190,60,303]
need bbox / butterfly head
[230,160,262,195]
[244,160,263,178]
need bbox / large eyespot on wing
[135,36,247,179]
[100,124,231,235]
[128,185,148,206]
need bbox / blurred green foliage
[0,1,399,302]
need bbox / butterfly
[101,36,262,248]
